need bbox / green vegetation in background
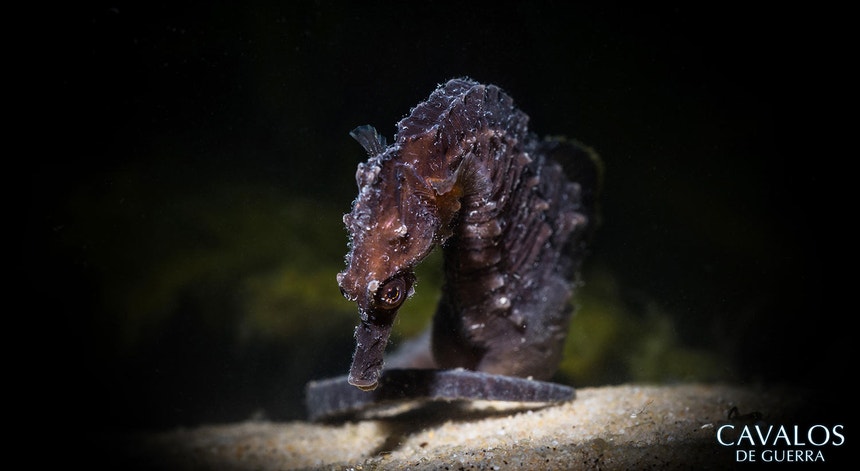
[560,264,729,385]
[60,170,356,355]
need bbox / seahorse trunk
[431,130,596,381]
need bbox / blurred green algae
[561,264,729,386]
[59,171,355,353]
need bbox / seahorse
[335,78,600,394]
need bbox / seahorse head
[336,126,445,390]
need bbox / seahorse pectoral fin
[348,315,394,391]
[426,175,456,195]
[424,154,473,236]
[425,150,474,196]
[424,175,463,240]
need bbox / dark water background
[30,2,846,434]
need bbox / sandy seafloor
[99,383,847,470]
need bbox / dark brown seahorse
[322,78,599,415]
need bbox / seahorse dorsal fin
[350,125,387,157]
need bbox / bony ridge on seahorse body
[336,77,601,391]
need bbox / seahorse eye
[375,277,406,310]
